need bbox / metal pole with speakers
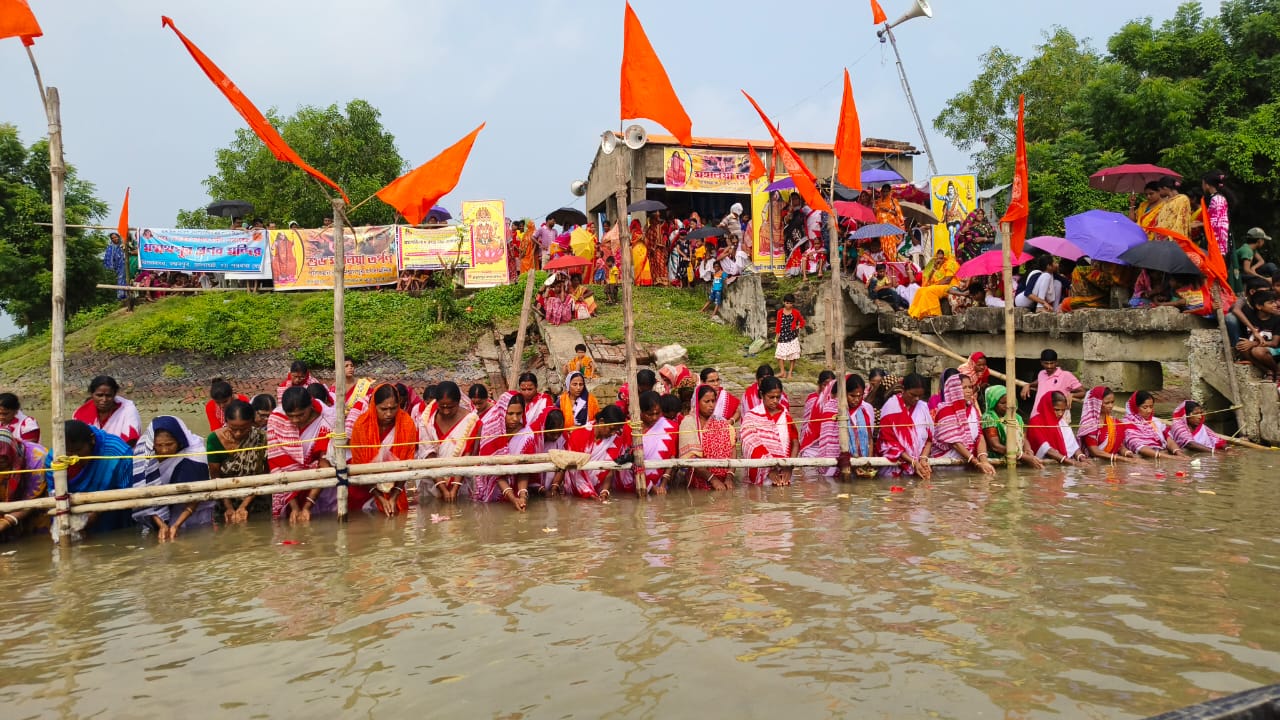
[877,0,938,176]
[600,127,648,495]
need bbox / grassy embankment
[0,281,530,383]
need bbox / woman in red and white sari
[1169,401,1226,453]
[878,373,935,479]
[617,392,677,495]
[516,372,556,433]
[930,372,996,474]
[1123,390,1184,459]
[346,383,416,516]
[557,405,627,499]
[739,376,798,486]
[417,381,479,502]
[678,385,736,490]
[797,374,840,473]
[743,364,790,415]
[472,392,538,510]
[1026,391,1091,465]
[73,375,142,447]
[266,386,334,521]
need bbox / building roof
[631,133,918,156]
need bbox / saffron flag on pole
[0,0,42,45]
[1198,199,1230,288]
[116,188,130,241]
[1000,94,1028,257]
[834,69,863,191]
[748,143,766,184]
[161,16,348,202]
[1148,226,1236,310]
[620,1,692,146]
[870,0,888,24]
[377,123,485,226]
[742,90,830,213]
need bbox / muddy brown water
[1,448,1277,718]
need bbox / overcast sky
[1,0,1210,228]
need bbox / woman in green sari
[981,385,1043,468]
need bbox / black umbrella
[206,200,254,219]
[1119,240,1203,277]
[687,226,726,240]
[547,207,588,227]
[627,199,667,213]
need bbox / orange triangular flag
[870,0,888,24]
[742,90,830,213]
[0,0,41,46]
[377,123,485,226]
[620,2,692,146]
[116,188,130,241]
[748,143,766,184]
[834,69,863,191]
[1000,95,1028,257]
[162,16,348,202]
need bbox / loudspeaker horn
[600,130,618,155]
[570,180,587,197]
[624,124,648,150]
[887,0,931,29]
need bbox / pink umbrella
[1089,164,1180,194]
[833,200,876,224]
[956,249,1034,279]
[1027,235,1086,261]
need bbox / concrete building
[582,133,919,224]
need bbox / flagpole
[828,164,852,480]
[25,45,47,102]
[331,198,350,521]
[1001,223,1019,464]
[44,87,72,544]
[615,146,646,495]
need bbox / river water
[1,455,1277,718]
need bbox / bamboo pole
[891,326,1028,389]
[332,198,350,521]
[508,266,538,387]
[45,87,72,545]
[615,145,646,494]
[1210,286,1248,434]
[1000,224,1020,462]
[827,168,852,480]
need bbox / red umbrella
[956,249,1034,279]
[833,200,876,224]
[1089,164,1180,194]
[543,254,592,271]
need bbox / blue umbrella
[765,177,796,192]
[426,205,451,222]
[861,167,905,184]
[850,223,907,239]
[1063,210,1147,263]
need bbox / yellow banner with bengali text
[398,226,472,270]
[270,226,398,290]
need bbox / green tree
[202,99,405,228]
[0,124,112,334]
[172,207,230,229]
[936,1,1280,242]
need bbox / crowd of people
[0,350,1226,543]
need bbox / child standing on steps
[774,294,805,378]
[701,270,726,319]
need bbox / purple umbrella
[425,205,451,222]
[1026,235,1086,261]
[1063,210,1147,264]
[765,177,796,192]
[861,167,905,185]
[957,249,1034,279]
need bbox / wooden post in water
[508,261,538,388]
[827,169,851,479]
[331,199,350,521]
[614,147,646,494]
[45,87,72,543]
[1211,286,1247,434]
[1000,223,1019,463]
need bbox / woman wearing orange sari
[346,383,417,516]
[630,219,653,286]
[874,184,905,262]
[518,221,538,273]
